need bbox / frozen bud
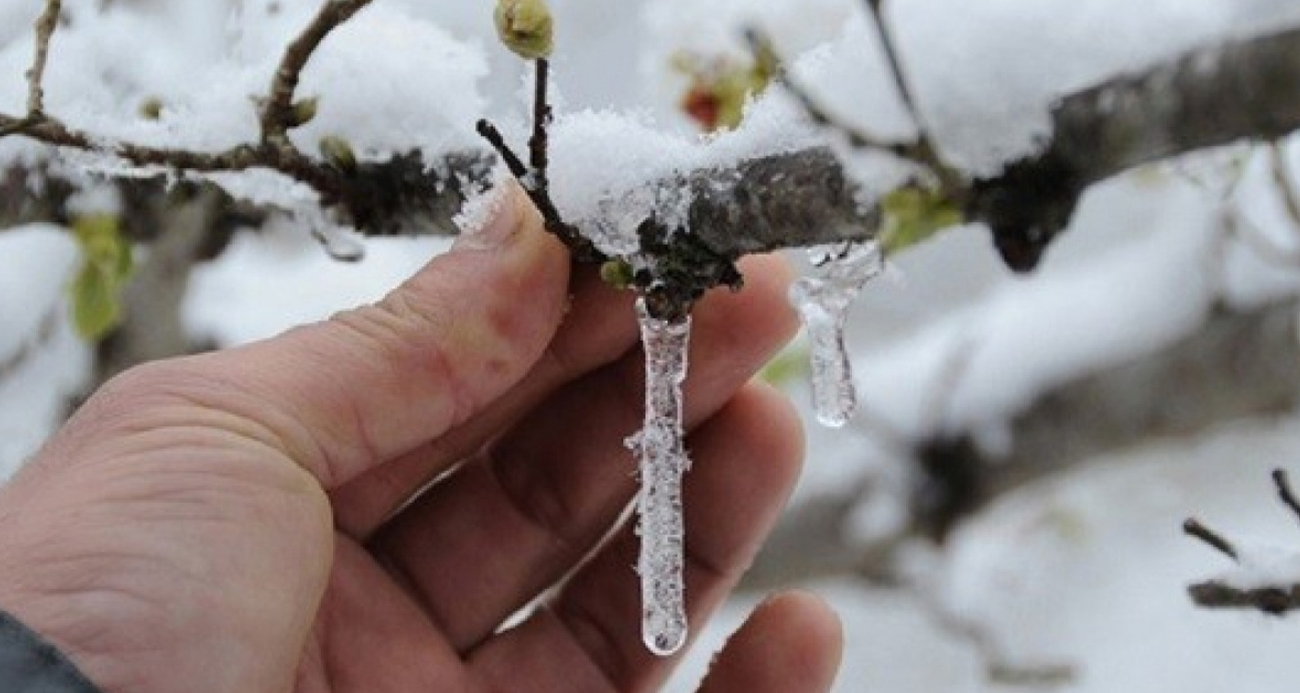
[494,0,553,60]
[138,97,163,121]
[318,135,357,173]
[600,259,635,289]
[289,96,319,128]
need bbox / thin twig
[0,112,334,190]
[474,57,603,263]
[1225,206,1300,268]
[1186,469,1300,616]
[528,59,552,186]
[746,26,960,199]
[744,29,909,156]
[857,0,960,191]
[475,118,597,260]
[475,119,528,178]
[1183,518,1239,560]
[1269,142,1300,231]
[861,0,916,121]
[1219,144,1300,270]
[27,0,62,117]
[1273,469,1300,525]
[261,0,374,146]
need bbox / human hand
[0,186,842,693]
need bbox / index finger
[106,186,571,489]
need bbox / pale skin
[0,187,842,692]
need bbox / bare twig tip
[1272,468,1300,524]
[1183,517,1239,560]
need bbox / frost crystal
[626,298,692,656]
[789,242,883,427]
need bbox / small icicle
[310,225,365,262]
[299,206,366,262]
[789,242,883,428]
[626,297,692,657]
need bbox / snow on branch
[970,25,1300,270]
[764,22,1300,271]
[0,0,473,237]
[1186,470,1300,616]
[1,7,1299,287]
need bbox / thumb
[124,184,571,488]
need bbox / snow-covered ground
[3,0,1300,690]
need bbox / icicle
[310,224,365,262]
[626,298,692,657]
[298,206,366,262]
[789,242,883,428]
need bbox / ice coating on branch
[789,242,883,427]
[626,298,692,656]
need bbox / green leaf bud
[599,258,635,289]
[139,97,163,121]
[494,0,554,60]
[289,96,319,128]
[318,135,357,173]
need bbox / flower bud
[600,259,634,289]
[290,96,319,128]
[318,135,357,173]
[494,0,553,60]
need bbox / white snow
[184,218,454,347]
[546,94,822,257]
[1214,542,1300,592]
[0,224,89,480]
[2,1,1300,691]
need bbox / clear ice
[626,298,692,657]
[298,206,365,262]
[789,242,883,428]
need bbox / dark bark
[1188,582,1300,614]
[972,26,1300,270]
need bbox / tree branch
[1,12,1298,290]
[0,0,472,237]
[971,26,1300,269]
[593,22,1300,292]
[261,0,374,147]
[1186,469,1300,616]
[747,299,1300,586]
[913,301,1300,537]
[27,0,61,117]
[705,23,1300,272]
[1187,582,1300,615]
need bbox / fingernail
[455,183,521,251]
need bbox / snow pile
[546,93,822,256]
[0,224,88,479]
